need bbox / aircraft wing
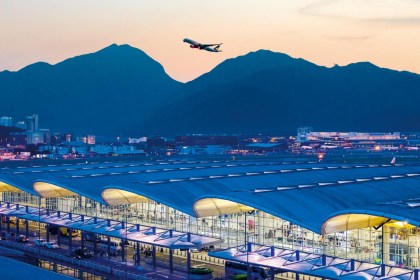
[201,43,222,48]
[203,46,222,52]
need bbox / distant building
[26,114,39,132]
[0,116,13,127]
[86,135,95,145]
[178,145,230,155]
[297,131,401,142]
[26,131,44,145]
[245,142,288,153]
[176,135,238,147]
[15,121,26,130]
[65,134,73,142]
[79,135,96,145]
[147,136,165,150]
[39,128,51,144]
[129,137,147,144]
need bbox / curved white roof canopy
[102,188,149,205]
[323,213,417,235]
[194,198,254,217]
[0,181,23,193]
[322,214,390,234]
[33,182,77,198]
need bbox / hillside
[1,46,420,136]
[0,44,182,135]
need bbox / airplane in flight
[183,38,222,52]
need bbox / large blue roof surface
[1,159,420,233]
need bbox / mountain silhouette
[1,46,419,136]
[145,50,420,135]
[0,44,181,135]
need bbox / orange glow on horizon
[1,0,419,82]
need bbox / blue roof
[1,160,420,233]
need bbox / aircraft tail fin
[391,157,396,164]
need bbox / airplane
[183,38,222,52]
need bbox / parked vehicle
[73,247,92,258]
[16,235,29,243]
[0,232,7,240]
[85,233,101,243]
[35,238,47,246]
[46,241,59,249]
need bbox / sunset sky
[1,0,419,82]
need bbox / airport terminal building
[1,159,420,279]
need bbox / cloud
[298,0,420,27]
[324,35,374,41]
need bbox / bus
[225,261,269,280]
[98,239,122,256]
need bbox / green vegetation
[189,267,213,275]
[232,274,247,280]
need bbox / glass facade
[2,191,420,269]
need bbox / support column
[383,224,390,265]
[165,206,170,228]
[247,242,252,280]
[68,228,73,251]
[187,233,191,275]
[169,229,174,272]
[6,216,10,232]
[270,246,275,280]
[81,231,85,248]
[25,220,29,237]
[93,234,97,253]
[107,236,111,256]
[135,242,141,265]
[257,210,264,244]
[152,245,157,269]
[46,225,50,242]
[296,250,300,280]
[169,248,173,273]
[16,218,20,235]
[121,239,126,262]
[57,228,61,245]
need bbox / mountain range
[1,44,419,136]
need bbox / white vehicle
[35,238,47,246]
[46,241,59,249]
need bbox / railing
[0,240,147,280]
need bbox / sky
[0,0,419,82]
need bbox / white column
[257,210,264,244]
[383,225,390,264]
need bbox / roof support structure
[0,202,222,250]
[209,242,416,280]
